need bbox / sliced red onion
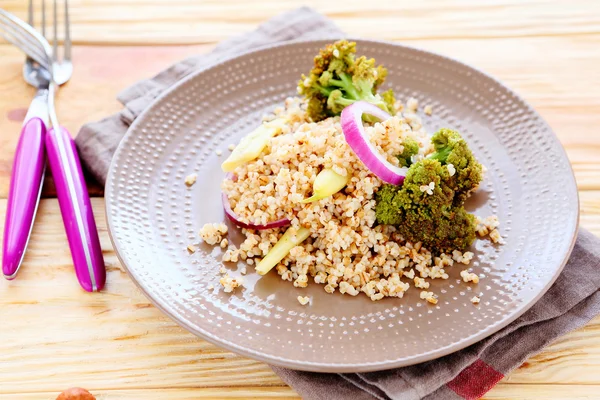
[222,174,290,230]
[341,101,408,185]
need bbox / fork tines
[33,0,72,64]
[0,10,50,69]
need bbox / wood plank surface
[1,0,599,45]
[0,388,299,400]
[1,0,600,398]
[9,382,600,400]
[6,384,600,400]
[4,384,600,400]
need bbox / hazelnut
[56,387,96,400]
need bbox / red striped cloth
[447,359,504,400]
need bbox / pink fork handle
[2,118,46,279]
[46,126,106,292]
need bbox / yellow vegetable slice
[221,118,287,172]
[301,169,350,203]
[255,227,311,275]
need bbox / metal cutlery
[1,3,105,291]
[1,7,51,280]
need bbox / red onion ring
[341,101,408,185]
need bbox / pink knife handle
[45,126,106,292]
[2,118,46,279]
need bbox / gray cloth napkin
[75,7,600,400]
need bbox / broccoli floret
[397,137,420,167]
[298,40,396,122]
[375,130,482,252]
[400,206,476,253]
[376,159,452,226]
[382,89,396,117]
[373,184,404,226]
[428,128,483,203]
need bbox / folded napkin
[76,7,600,400]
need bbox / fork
[44,0,105,292]
[1,7,51,280]
[1,3,105,291]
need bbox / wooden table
[1,1,599,399]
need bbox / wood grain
[1,0,599,45]
[5,385,600,400]
[1,0,600,398]
[484,384,600,400]
[5,384,600,400]
[0,387,299,400]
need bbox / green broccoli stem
[329,73,360,100]
[355,79,377,96]
[317,85,334,97]
[355,80,392,113]
[326,72,392,114]
[331,95,355,107]
[363,93,388,112]
[324,72,392,119]
[427,147,452,164]
[427,133,452,164]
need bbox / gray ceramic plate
[105,39,579,372]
